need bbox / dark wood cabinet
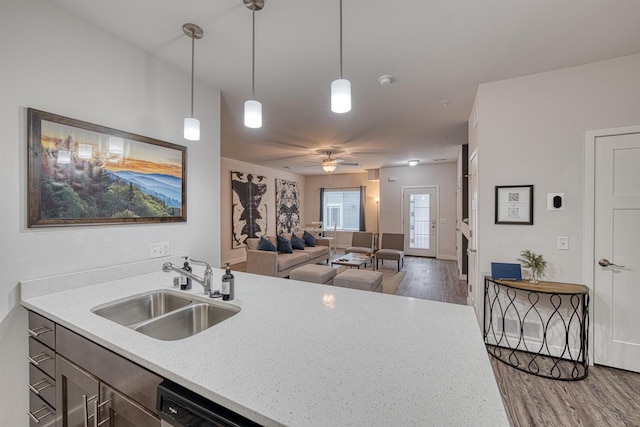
[26,311,161,427]
[56,355,100,427]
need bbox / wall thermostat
[547,193,565,210]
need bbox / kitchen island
[21,260,508,426]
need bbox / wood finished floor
[231,254,640,426]
[492,357,640,427]
[231,252,468,304]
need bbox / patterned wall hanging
[231,171,268,248]
[275,179,300,235]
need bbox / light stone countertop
[21,264,509,427]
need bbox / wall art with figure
[231,171,268,248]
[275,179,300,235]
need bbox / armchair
[375,233,405,271]
[345,232,374,255]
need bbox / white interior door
[402,187,437,257]
[594,132,640,372]
[468,151,478,308]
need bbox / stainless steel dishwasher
[157,380,263,427]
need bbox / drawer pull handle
[28,352,53,366]
[28,379,53,394]
[27,325,52,337]
[28,406,53,424]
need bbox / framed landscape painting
[27,108,187,227]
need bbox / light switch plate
[557,236,569,250]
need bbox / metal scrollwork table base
[483,277,589,381]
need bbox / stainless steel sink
[92,292,193,327]
[92,291,239,340]
[133,303,239,341]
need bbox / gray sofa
[245,234,331,278]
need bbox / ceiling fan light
[244,99,262,128]
[184,117,200,140]
[331,78,351,113]
[323,164,337,173]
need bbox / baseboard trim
[437,255,458,261]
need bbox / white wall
[471,53,640,320]
[0,2,221,425]
[221,157,305,264]
[379,163,458,259]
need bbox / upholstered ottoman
[290,264,337,285]
[334,269,383,293]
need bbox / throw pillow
[302,230,316,247]
[290,233,305,250]
[276,235,293,254]
[257,236,276,252]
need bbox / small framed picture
[495,185,533,225]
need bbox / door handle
[598,259,625,268]
[95,398,112,427]
[83,394,99,427]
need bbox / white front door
[594,132,640,373]
[402,187,437,257]
[468,150,478,308]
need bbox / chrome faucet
[162,258,213,295]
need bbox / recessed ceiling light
[408,160,419,166]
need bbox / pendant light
[183,23,203,141]
[331,0,351,113]
[244,0,264,129]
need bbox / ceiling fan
[320,151,359,172]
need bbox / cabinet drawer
[28,337,55,379]
[28,391,55,427]
[56,325,162,415]
[29,363,55,408]
[28,311,55,350]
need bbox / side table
[483,277,589,381]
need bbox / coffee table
[331,253,373,269]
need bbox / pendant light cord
[252,6,256,99]
[339,0,343,79]
[190,28,195,118]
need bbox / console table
[483,277,589,381]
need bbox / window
[322,189,362,231]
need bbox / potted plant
[518,249,547,283]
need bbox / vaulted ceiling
[54,0,640,175]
